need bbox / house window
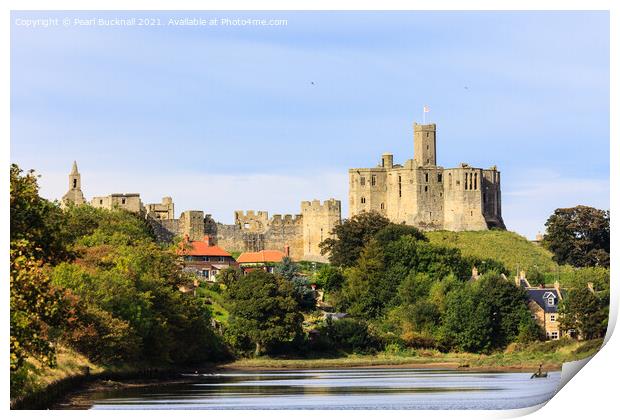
[360,176,366,186]
[551,331,559,340]
[547,297,554,305]
[371,175,376,186]
[550,314,556,322]
[361,197,366,204]
[202,270,209,278]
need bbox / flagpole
[423,107,426,124]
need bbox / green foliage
[10,240,69,372]
[224,270,304,356]
[317,318,380,353]
[426,230,558,276]
[319,211,390,267]
[543,205,610,268]
[374,223,428,245]
[559,287,608,340]
[275,257,316,310]
[313,265,345,292]
[441,273,534,353]
[10,164,72,264]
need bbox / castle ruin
[348,123,505,231]
[60,162,341,262]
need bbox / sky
[10,11,610,239]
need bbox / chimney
[204,235,211,246]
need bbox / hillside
[425,230,558,276]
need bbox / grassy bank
[221,338,603,372]
[426,230,559,275]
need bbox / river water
[88,368,561,410]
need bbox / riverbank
[220,338,603,372]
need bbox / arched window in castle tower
[371,175,376,186]
[73,179,77,189]
[474,173,478,190]
[380,203,384,210]
[361,197,366,204]
[464,173,468,190]
[448,173,452,189]
[360,176,365,186]
[437,173,442,183]
[425,173,429,183]
[398,176,402,197]
[469,173,473,190]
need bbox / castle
[349,123,505,231]
[60,121,504,261]
[60,162,341,262]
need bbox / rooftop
[237,250,286,264]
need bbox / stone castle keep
[349,123,505,231]
[61,122,504,261]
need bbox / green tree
[275,257,315,310]
[543,206,610,267]
[225,270,303,355]
[337,239,386,318]
[10,240,68,372]
[441,273,533,352]
[10,164,72,264]
[319,211,390,267]
[559,287,608,340]
[314,265,345,292]
[374,223,427,245]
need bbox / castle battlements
[348,122,505,231]
[271,214,303,225]
[301,198,341,212]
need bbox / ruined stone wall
[179,210,205,241]
[145,197,174,220]
[91,194,143,213]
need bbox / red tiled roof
[178,239,232,257]
[236,250,285,264]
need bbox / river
[85,367,561,410]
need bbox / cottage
[178,235,237,282]
[514,271,565,340]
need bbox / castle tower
[414,123,437,167]
[301,199,341,262]
[61,161,86,208]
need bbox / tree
[441,273,533,353]
[374,223,428,246]
[275,257,315,310]
[314,265,345,292]
[225,270,303,355]
[319,211,390,267]
[10,164,72,264]
[10,240,68,372]
[559,287,607,340]
[543,206,610,267]
[337,239,386,319]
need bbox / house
[178,235,237,282]
[236,249,286,274]
[514,271,565,340]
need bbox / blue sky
[10,11,609,238]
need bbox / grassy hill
[426,230,559,276]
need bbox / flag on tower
[423,105,430,123]
[423,105,430,113]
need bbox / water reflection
[89,368,561,410]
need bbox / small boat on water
[530,364,548,379]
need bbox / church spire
[61,161,86,208]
